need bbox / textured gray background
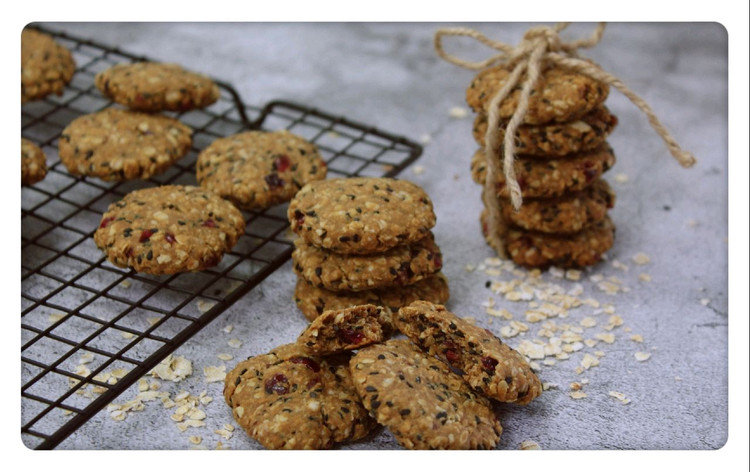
[27,22,730,451]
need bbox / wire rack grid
[21,25,422,449]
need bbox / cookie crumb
[634,351,651,362]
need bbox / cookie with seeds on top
[288,177,436,255]
[294,272,450,322]
[292,231,443,292]
[349,339,503,449]
[196,130,326,210]
[466,64,609,125]
[224,343,375,449]
[95,62,219,112]
[499,178,615,234]
[297,304,392,355]
[481,209,616,269]
[21,138,47,185]
[59,108,192,181]
[93,185,245,275]
[21,29,76,103]
[470,143,616,198]
[473,106,618,157]
[395,301,542,405]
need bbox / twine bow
[435,23,696,256]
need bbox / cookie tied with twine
[435,23,696,257]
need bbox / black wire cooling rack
[21,25,422,450]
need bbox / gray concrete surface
[28,22,731,451]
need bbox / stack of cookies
[287,177,450,321]
[466,65,619,268]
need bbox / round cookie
[21,138,47,185]
[466,64,609,125]
[93,185,245,275]
[349,339,503,450]
[297,304,392,355]
[95,62,220,112]
[294,273,450,322]
[472,106,618,157]
[224,343,375,449]
[481,210,616,268]
[196,130,327,210]
[21,29,76,103]
[470,143,616,198]
[289,177,436,255]
[499,178,615,234]
[396,301,542,405]
[292,232,442,292]
[59,108,192,181]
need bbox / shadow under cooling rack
[21,25,422,449]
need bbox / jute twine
[434,23,696,257]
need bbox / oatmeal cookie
[21,138,47,185]
[59,108,192,181]
[292,232,442,292]
[396,301,542,405]
[21,29,75,103]
[350,339,503,449]
[94,185,245,274]
[499,178,615,234]
[224,344,374,449]
[470,143,615,198]
[297,304,392,355]
[289,177,436,255]
[481,210,616,268]
[472,106,618,157]
[466,64,609,125]
[95,62,219,112]
[196,130,326,210]
[294,273,450,322]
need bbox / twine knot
[434,22,696,257]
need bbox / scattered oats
[634,352,651,362]
[562,341,584,353]
[569,391,588,399]
[419,134,432,144]
[528,360,541,371]
[582,298,600,308]
[565,269,582,281]
[217,353,233,361]
[611,260,629,272]
[48,312,65,324]
[519,440,541,450]
[674,376,682,382]
[594,350,606,357]
[584,339,598,348]
[200,395,213,406]
[465,264,476,272]
[630,334,643,343]
[500,325,520,338]
[632,252,651,265]
[203,365,227,383]
[638,273,652,282]
[484,268,501,277]
[120,280,132,288]
[687,219,698,227]
[78,352,95,364]
[189,436,202,445]
[609,391,631,405]
[487,307,514,320]
[150,355,193,382]
[602,304,616,315]
[699,298,710,306]
[222,325,234,334]
[525,310,547,323]
[517,340,546,359]
[597,280,621,295]
[110,409,127,421]
[549,267,565,278]
[327,131,341,139]
[590,274,604,283]
[138,378,149,392]
[188,409,207,421]
[412,165,425,175]
[555,352,570,361]
[580,317,597,328]
[196,299,217,314]
[228,339,243,349]
[147,317,161,326]
[542,359,556,366]
[580,353,600,370]
[595,333,616,344]
[542,382,559,391]
[120,331,135,340]
[614,173,629,183]
[570,381,584,391]
[61,409,73,416]
[449,106,469,118]
[215,428,233,440]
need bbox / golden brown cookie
[466,64,609,125]
[350,339,503,449]
[95,62,219,112]
[293,273,450,322]
[59,108,192,181]
[21,138,47,185]
[292,232,442,292]
[470,143,615,198]
[481,210,616,268]
[288,177,436,255]
[499,178,615,234]
[93,185,245,275]
[224,344,375,449]
[21,29,75,103]
[297,304,392,355]
[472,106,618,157]
[396,301,542,405]
[196,130,327,210]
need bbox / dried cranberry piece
[433,252,443,270]
[164,232,176,244]
[481,356,498,373]
[124,247,133,258]
[99,216,115,228]
[273,154,291,172]
[337,328,365,345]
[202,219,217,228]
[290,356,321,372]
[395,262,414,285]
[306,377,321,389]
[264,373,289,395]
[445,349,460,364]
[139,229,154,243]
[583,168,597,183]
[264,173,285,189]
